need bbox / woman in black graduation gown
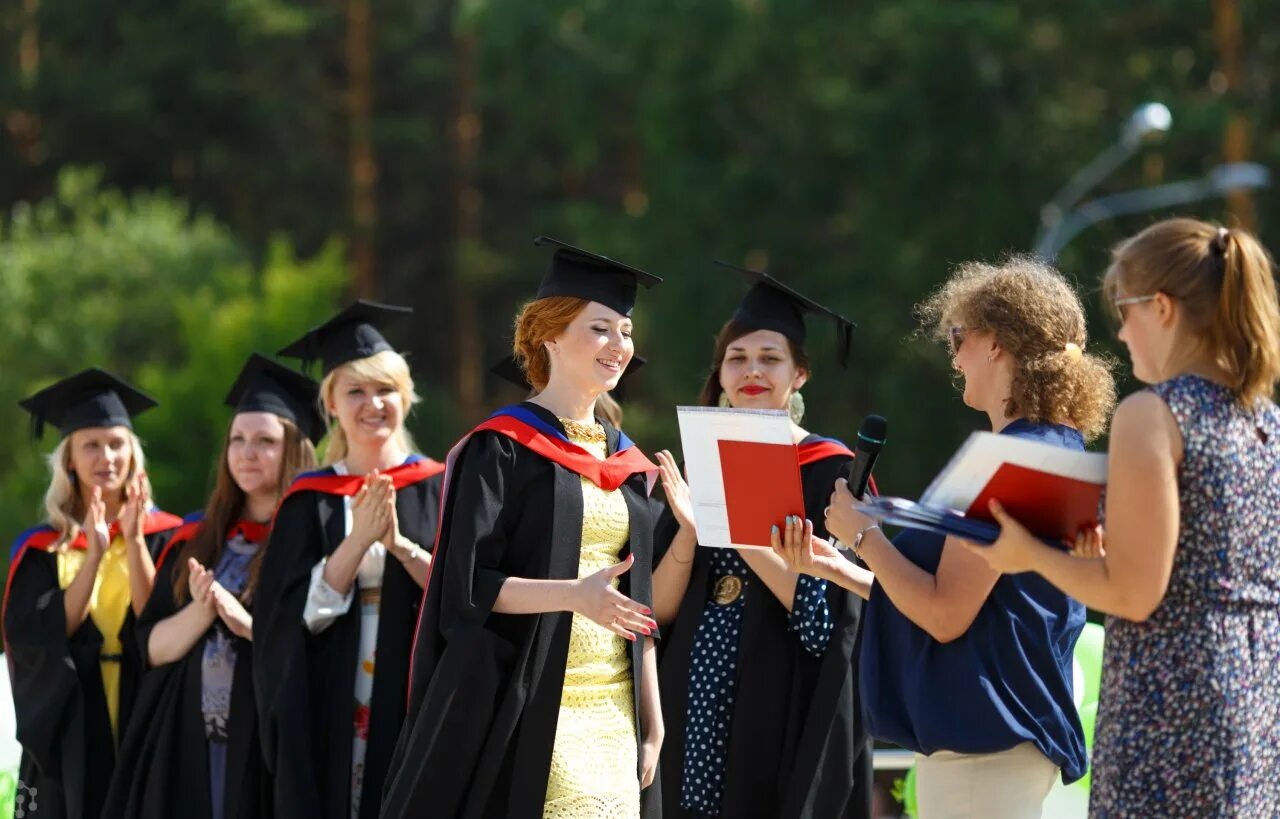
[252,301,444,819]
[381,238,675,819]
[4,369,183,819]
[650,265,873,819]
[103,354,324,818]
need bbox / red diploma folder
[717,440,806,548]
[964,463,1103,542]
[917,430,1108,544]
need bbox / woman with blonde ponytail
[4,369,183,819]
[971,219,1280,816]
[253,302,445,819]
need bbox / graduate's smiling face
[544,302,634,394]
[67,425,134,496]
[226,411,287,499]
[718,329,807,411]
[328,370,405,448]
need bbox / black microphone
[844,414,887,499]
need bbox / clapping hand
[187,558,219,617]
[655,450,694,531]
[83,486,111,559]
[119,473,149,544]
[350,472,393,551]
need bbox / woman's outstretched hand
[571,554,658,641]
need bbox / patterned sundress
[1091,374,1280,817]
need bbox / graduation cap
[532,236,663,316]
[19,368,158,440]
[715,260,857,368]
[277,300,412,375]
[224,354,327,445]
[489,352,648,400]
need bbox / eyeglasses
[947,326,967,355]
[1113,294,1156,322]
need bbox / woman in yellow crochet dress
[381,239,685,819]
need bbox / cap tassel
[837,322,853,369]
[30,414,44,441]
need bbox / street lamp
[1034,102,1172,259]
[1036,162,1270,261]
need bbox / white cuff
[302,558,354,634]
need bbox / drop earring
[788,391,806,424]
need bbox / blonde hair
[319,349,420,465]
[1104,218,1280,406]
[43,429,153,545]
[917,256,1117,440]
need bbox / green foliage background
[1,1,1276,569]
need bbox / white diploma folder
[675,406,805,549]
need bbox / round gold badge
[713,575,743,605]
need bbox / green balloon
[1075,622,1105,710]
[1073,622,1105,792]
[0,770,15,819]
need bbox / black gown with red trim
[102,517,272,819]
[3,510,182,819]
[655,435,873,819]
[379,402,663,819]
[251,457,443,819]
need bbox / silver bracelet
[851,524,881,559]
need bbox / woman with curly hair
[775,257,1116,819]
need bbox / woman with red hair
[382,239,677,819]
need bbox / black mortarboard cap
[489,353,648,400]
[715,260,857,368]
[224,354,327,445]
[19,368,158,440]
[277,300,412,375]
[533,236,663,316]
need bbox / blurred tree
[0,168,345,575]
[1,0,1276,500]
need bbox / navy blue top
[860,419,1089,784]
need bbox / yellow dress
[56,534,132,740]
[542,420,640,819]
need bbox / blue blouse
[860,419,1089,783]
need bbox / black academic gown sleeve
[102,537,269,819]
[253,472,441,819]
[4,527,175,819]
[655,449,870,819]
[381,423,659,819]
